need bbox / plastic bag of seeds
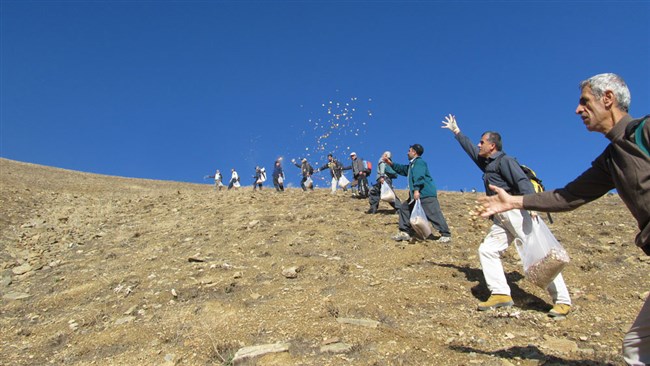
[380,181,395,202]
[409,199,432,239]
[514,218,570,288]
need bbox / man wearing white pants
[478,73,649,365]
[442,115,571,317]
[315,154,348,194]
[482,210,571,310]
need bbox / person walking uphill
[214,169,224,191]
[292,158,314,191]
[367,151,401,214]
[343,152,370,198]
[253,166,265,191]
[272,159,285,192]
[384,144,451,243]
[227,168,240,190]
[315,154,347,194]
[441,115,572,317]
[479,73,649,366]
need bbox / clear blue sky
[2,1,649,191]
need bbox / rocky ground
[1,157,648,366]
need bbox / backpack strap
[634,118,649,157]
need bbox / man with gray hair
[367,151,401,214]
[478,73,649,365]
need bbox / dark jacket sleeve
[391,163,409,177]
[316,163,328,172]
[523,151,614,211]
[455,131,481,167]
[385,164,398,178]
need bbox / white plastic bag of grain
[380,181,395,202]
[514,218,570,288]
[338,174,350,188]
[409,199,432,239]
[305,176,313,188]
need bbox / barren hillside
[1,158,647,366]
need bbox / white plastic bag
[338,174,350,188]
[278,175,284,184]
[380,181,395,202]
[409,199,432,239]
[514,218,570,288]
[305,176,313,188]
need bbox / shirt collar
[606,114,633,142]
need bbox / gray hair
[580,73,631,112]
[383,151,392,159]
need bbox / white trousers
[330,178,339,193]
[478,209,571,305]
[623,293,650,365]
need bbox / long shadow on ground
[428,262,553,313]
[450,344,617,366]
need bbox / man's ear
[603,90,616,109]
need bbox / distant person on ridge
[253,166,265,190]
[343,152,370,198]
[367,151,401,214]
[384,143,451,243]
[315,154,348,194]
[228,168,240,190]
[441,114,572,317]
[291,158,314,191]
[214,169,224,191]
[272,159,285,192]
[478,73,649,365]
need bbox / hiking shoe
[391,231,411,242]
[548,303,571,318]
[477,295,514,311]
[437,236,452,243]
[365,209,377,214]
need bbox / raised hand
[441,114,460,134]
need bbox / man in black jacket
[478,73,649,365]
[344,152,370,198]
[315,154,348,193]
[292,158,314,191]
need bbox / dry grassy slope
[0,157,647,366]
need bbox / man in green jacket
[384,144,451,243]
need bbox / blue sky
[1,1,649,191]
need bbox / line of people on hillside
[207,73,647,365]
[211,159,288,193]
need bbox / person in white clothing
[315,154,348,194]
[228,168,240,190]
[214,169,224,190]
[441,114,571,317]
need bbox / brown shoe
[477,294,514,311]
